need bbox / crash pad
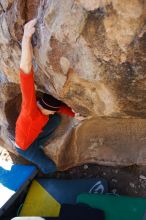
[77,194,146,220]
[20,178,107,217]
[0,160,37,217]
[19,180,60,217]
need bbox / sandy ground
[1,145,146,197]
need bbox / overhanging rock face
[0,0,146,169]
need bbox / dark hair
[38,93,63,111]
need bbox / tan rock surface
[46,117,146,170]
[1,0,146,169]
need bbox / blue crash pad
[37,178,108,204]
[0,160,37,216]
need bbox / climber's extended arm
[19,19,38,115]
[20,19,37,74]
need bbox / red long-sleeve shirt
[15,67,75,150]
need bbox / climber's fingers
[27,18,37,28]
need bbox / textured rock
[0,83,20,155]
[45,117,146,170]
[75,0,111,11]
[1,0,146,169]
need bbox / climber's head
[37,93,63,116]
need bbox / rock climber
[15,18,84,174]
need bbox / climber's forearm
[20,37,33,74]
[20,19,37,74]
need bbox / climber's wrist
[22,36,31,45]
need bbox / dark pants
[16,113,61,174]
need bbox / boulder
[1,0,146,169]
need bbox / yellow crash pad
[20,180,60,217]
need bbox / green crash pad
[77,194,146,220]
